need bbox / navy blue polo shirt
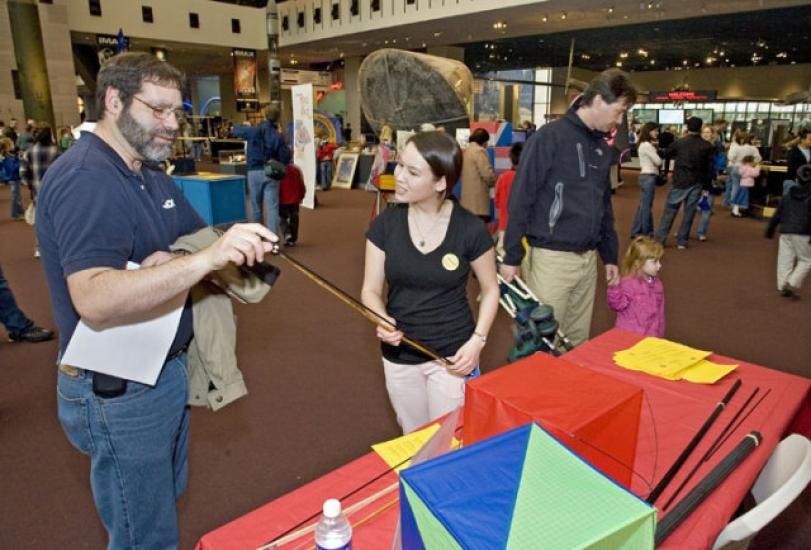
[36,132,205,357]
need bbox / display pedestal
[173,173,246,226]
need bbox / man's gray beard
[117,107,175,163]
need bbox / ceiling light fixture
[608,7,614,14]
[541,15,548,22]
[561,12,567,20]
[493,21,507,30]
[616,61,622,67]
[620,52,629,58]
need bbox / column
[7,0,55,129]
[344,55,362,142]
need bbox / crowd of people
[1,53,809,549]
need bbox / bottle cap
[323,498,341,518]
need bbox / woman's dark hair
[509,142,523,167]
[96,52,186,118]
[581,68,638,107]
[469,128,490,146]
[638,122,659,143]
[408,131,462,189]
[33,122,53,146]
[741,155,756,164]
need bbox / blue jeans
[655,185,702,247]
[247,168,280,234]
[57,355,190,550]
[319,160,333,190]
[697,194,716,238]
[733,186,750,208]
[723,165,739,206]
[631,173,657,238]
[10,180,24,218]
[0,265,33,336]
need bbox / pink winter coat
[737,164,761,188]
[607,275,665,337]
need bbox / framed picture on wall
[332,152,359,189]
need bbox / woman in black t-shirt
[361,131,499,434]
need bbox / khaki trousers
[522,247,598,347]
[777,234,811,291]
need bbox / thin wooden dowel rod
[258,482,399,549]
[275,248,452,367]
[646,378,742,504]
[706,388,771,461]
[655,432,762,546]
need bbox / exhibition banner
[233,48,258,112]
[292,83,317,209]
[96,32,128,65]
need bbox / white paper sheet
[61,262,186,386]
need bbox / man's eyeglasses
[132,96,186,122]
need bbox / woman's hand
[447,336,485,376]
[376,314,403,346]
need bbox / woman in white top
[631,122,663,238]
[724,131,762,207]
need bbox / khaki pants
[382,357,465,434]
[777,234,811,291]
[522,247,597,347]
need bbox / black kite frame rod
[646,378,742,504]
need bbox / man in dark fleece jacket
[654,116,714,249]
[500,69,637,346]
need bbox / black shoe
[8,325,55,343]
[780,285,800,300]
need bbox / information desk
[195,329,810,550]
[173,173,247,226]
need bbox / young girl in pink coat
[607,236,665,337]
[732,155,761,217]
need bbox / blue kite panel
[399,483,428,550]
[400,424,532,549]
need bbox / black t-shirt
[366,202,493,364]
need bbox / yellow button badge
[441,253,460,271]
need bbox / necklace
[410,203,446,248]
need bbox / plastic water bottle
[314,498,352,550]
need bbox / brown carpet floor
[0,170,808,549]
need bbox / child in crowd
[766,164,811,299]
[732,155,761,217]
[0,137,23,219]
[607,236,665,337]
[494,142,523,256]
[278,163,306,247]
[316,138,338,191]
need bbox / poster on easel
[292,83,317,209]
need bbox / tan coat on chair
[460,142,496,216]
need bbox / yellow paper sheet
[613,337,711,379]
[371,424,459,473]
[680,359,738,384]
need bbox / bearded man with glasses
[35,52,278,549]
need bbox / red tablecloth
[196,329,810,550]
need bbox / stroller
[497,257,574,361]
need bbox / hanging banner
[292,83,317,209]
[96,32,128,65]
[233,48,259,112]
